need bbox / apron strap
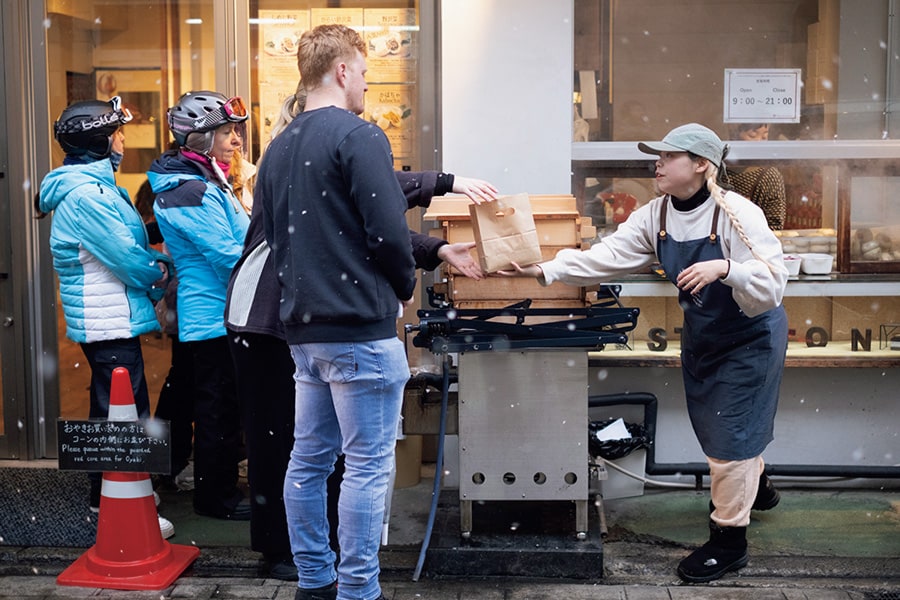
[659,195,722,245]
[658,197,668,241]
[709,203,721,243]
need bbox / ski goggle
[54,96,133,135]
[192,96,249,131]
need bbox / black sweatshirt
[258,106,416,344]
[225,170,454,340]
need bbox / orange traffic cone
[57,367,200,590]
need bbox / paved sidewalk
[2,466,897,599]
[1,545,896,600]
[0,574,893,600]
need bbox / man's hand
[437,242,484,280]
[452,176,499,205]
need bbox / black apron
[656,198,788,460]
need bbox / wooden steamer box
[423,195,596,309]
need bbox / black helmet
[53,96,132,159]
[167,91,248,152]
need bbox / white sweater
[539,191,787,318]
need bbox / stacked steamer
[423,195,596,309]
[776,228,837,274]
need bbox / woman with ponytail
[147,91,252,521]
[500,122,788,584]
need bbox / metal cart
[409,290,639,540]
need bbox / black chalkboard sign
[57,419,171,473]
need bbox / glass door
[43,0,217,427]
[35,0,434,452]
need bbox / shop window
[572,0,900,275]
[248,1,421,169]
[42,1,427,421]
[572,0,874,143]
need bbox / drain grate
[865,592,900,600]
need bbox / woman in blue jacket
[38,97,174,537]
[147,91,251,520]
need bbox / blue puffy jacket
[148,151,249,342]
[38,158,169,343]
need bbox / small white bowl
[799,253,834,275]
[783,255,802,277]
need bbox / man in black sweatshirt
[257,24,413,600]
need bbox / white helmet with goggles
[167,91,248,154]
[53,96,132,160]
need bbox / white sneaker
[158,515,175,539]
[174,464,195,491]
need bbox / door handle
[1,274,11,326]
[1,273,11,327]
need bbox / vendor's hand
[437,242,485,280]
[452,176,499,204]
[495,262,543,278]
[676,259,729,295]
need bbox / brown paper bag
[468,193,543,273]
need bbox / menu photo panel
[363,8,418,83]
[365,84,414,169]
[257,10,311,149]
[310,7,364,30]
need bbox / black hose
[412,353,451,581]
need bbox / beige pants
[708,455,764,528]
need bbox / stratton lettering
[646,326,872,351]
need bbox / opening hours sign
[724,68,802,123]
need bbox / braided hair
[702,159,783,275]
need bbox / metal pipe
[885,0,896,136]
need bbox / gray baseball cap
[638,123,726,168]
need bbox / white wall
[441,0,573,195]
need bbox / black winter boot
[752,473,780,511]
[294,581,337,600]
[677,521,749,583]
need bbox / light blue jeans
[284,338,408,600]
